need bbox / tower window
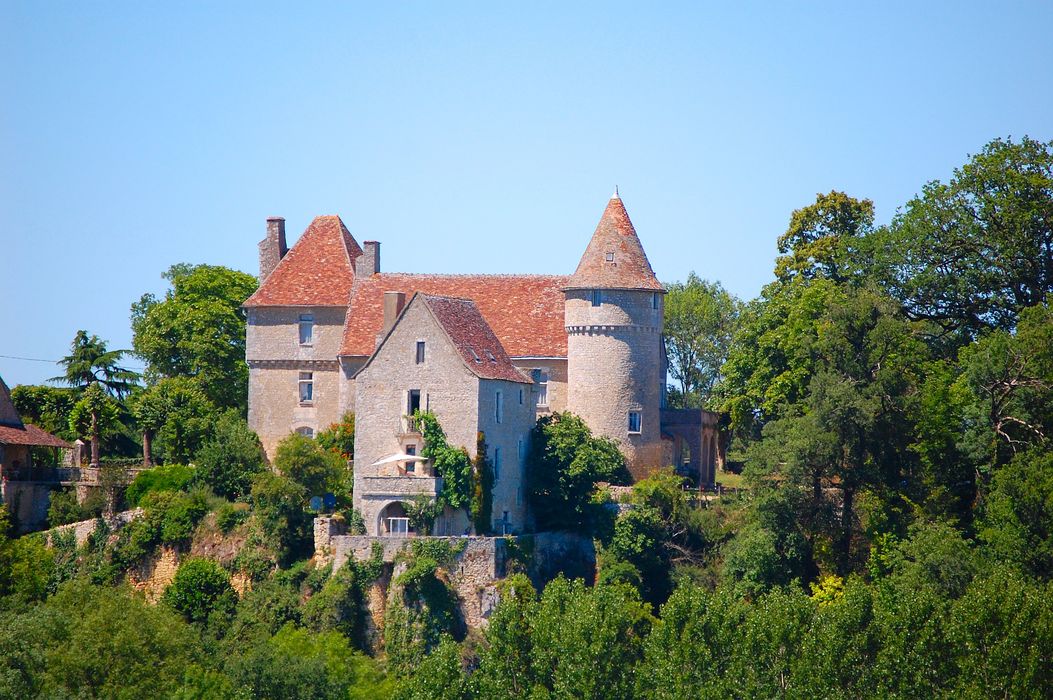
[591,289,602,307]
[299,314,314,345]
[605,252,615,262]
[416,340,426,364]
[628,411,642,434]
[652,293,659,310]
[518,388,524,405]
[298,372,313,403]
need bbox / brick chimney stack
[376,291,407,347]
[356,241,380,277]
[259,217,288,282]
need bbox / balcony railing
[398,414,423,437]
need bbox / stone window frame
[627,410,642,434]
[652,292,659,310]
[295,426,314,438]
[299,314,314,346]
[415,339,426,364]
[298,372,314,404]
[533,369,550,407]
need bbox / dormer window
[299,314,314,345]
[605,252,615,262]
[485,350,496,362]
[469,348,481,363]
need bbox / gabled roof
[244,215,363,307]
[565,194,663,291]
[417,295,531,383]
[0,423,71,448]
[340,274,569,358]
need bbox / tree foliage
[131,263,257,412]
[193,411,267,499]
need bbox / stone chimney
[259,217,288,282]
[377,291,407,347]
[356,241,380,277]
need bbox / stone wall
[352,300,481,536]
[45,508,143,547]
[512,357,568,415]
[1,480,53,532]
[565,289,666,479]
[325,530,596,632]
[477,378,535,532]
[246,305,348,458]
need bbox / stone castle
[245,193,723,536]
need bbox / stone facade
[564,288,666,479]
[246,305,347,456]
[246,193,728,520]
[352,295,534,535]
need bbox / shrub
[215,501,250,533]
[125,464,196,507]
[316,412,355,461]
[249,472,311,565]
[193,411,266,500]
[273,433,348,499]
[164,558,237,625]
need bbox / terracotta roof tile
[341,274,569,357]
[566,195,663,291]
[244,215,363,307]
[419,295,531,383]
[0,423,71,448]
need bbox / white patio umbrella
[371,452,427,467]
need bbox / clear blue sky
[2,1,1051,387]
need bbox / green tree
[273,432,348,499]
[130,377,216,465]
[472,574,538,698]
[124,464,196,506]
[193,411,266,500]
[774,190,874,284]
[68,382,121,467]
[391,635,466,700]
[527,412,630,531]
[979,449,1053,580]
[316,412,355,461]
[9,385,78,440]
[164,558,238,625]
[664,273,740,407]
[52,330,139,398]
[250,471,311,565]
[131,264,257,412]
[528,577,651,700]
[873,136,1053,340]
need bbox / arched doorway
[378,501,412,536]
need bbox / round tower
[564,191,666,479]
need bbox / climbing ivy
[471,432,494,534]
[414,411,473,512]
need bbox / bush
[249,472,311,565]
[316,412,355,461]
[125,464,196,507]
[273,433,348,499]
[193,411,266,500]
[215,501,250,533]
[164,558,237,625]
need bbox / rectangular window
[388,517,409,536]
[495,391,503,424]
[516,487,522,506]
[591,289,602,307]
[416,341,425,364]
[407,389,421,415]
[518,438,524,462]
[537,370,549,407]
[299,314,314,345]
[494,446,502,481]
[628,411,642,434]
[298,372,314,403]
[405,444,416,473]
[518,388,524,405]
[652,292,659,310]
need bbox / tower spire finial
[612,185,620,200]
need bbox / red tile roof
[340,274,569,358]
[244,215,363,307]
[565,194,663,291]
[418,295,531,383]
[0,423,71,448]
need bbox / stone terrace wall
[45,508,143,547]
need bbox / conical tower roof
[565,192,663,291]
